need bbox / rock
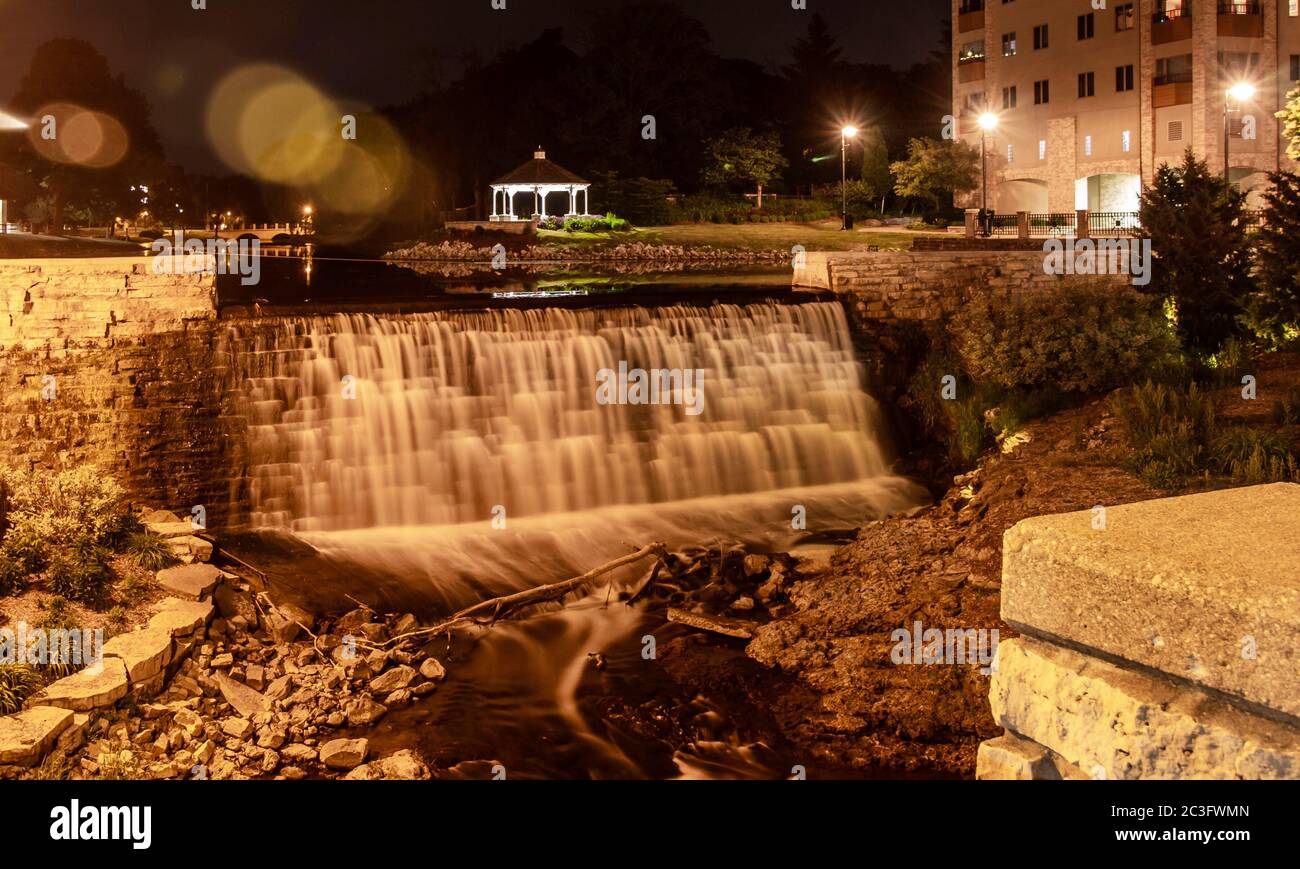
[244,664,266,691]
[155,563,222,601]
[730,596,755,612]
[412,681,437,697]
[193,739,216,765]
[368,664,416,694]
[214,582,259,623]
[143,520,194,538]
[256,726,287,749]
[1003,483,1300,718]
[173,709,204,738]
[319,737,369,770]
[140,509,182,524]
[418,658,446,681]
[741,554,770,578]
[990,637,1300,780]
[32,658,130,712]
[371,749,431,780]
[334,607,372,635]
[264,602,313,643]
[345,697,387,727]
[393,613,419,635]
[384,689,412,707]
[281,765,307,780]
[215,672,271,719]
[281,743,317,763]
[210,653,234,668]
[342,764,374,780]
[170,536,213,564]
[148,597,215,637]
[0,706,74,766]
[265,675,292,701]
[102,625,175,684]
[666,608,753,639]
[222,717,254,739]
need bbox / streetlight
[977,112,999,237]
[1224,81,1256,183]
[840,125,859,231]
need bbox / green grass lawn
[0,234,144,258]
[536,220,933,253]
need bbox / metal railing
[1218,1,1260,14]
[958,0,985,14]
[1153,1,1192,22]
[1154,71,1194,85]
[1090,212,1143,236]
[1027,213,1078,237]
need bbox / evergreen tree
[1251,171,1300,342]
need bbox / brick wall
[0,258,229,518]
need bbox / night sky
[1,0,948,174]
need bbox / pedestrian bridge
[208,223,312,242]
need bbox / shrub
[125,532,176,571]
[1211,429,1300,483]
[947,396,992,465]
[0,551,26,597]
[1249,171,1300,343]
[1110,381,1217,488]
[0,466,125,547]
[590,173,676,226]
[1273,386,1300,425]
[0,663,42,714]
[949,280,1177,394]
[47,536,114,608]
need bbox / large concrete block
[31,658,130,712]
[990,638,1300,780]
[1002,483,1300,719]
[0,706,74,766]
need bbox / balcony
[1154,71,1194,107]
[958,57,986,83]
[958,0,985,34]
[1218,1,1262,38]
[1152,3,1193,44]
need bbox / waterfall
[219,301,924,604]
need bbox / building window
[1292,55,1300,81]
[959,40,986,64]
[1078,71,1096,98]
[1077,13,1095,40]
[1002,33,1017,57]
[1039,139,1047,160]
[1115,3,1135,30]
[1002,86,1018,109]
[962,92,987,114]
[1033,24,1049,50]
[1290,0,1298,15]
[1007,144,1014,163]
[1217,51,1261,81]
[1116,64,1135,92]
[1155,55,1193,85]
[1034,79,1050,104]
[1122,130,1132,153]
[1168,120,1184,142]
[1084,135,1093,157]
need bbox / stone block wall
[0,258,228,517]
[793,249,1133,334]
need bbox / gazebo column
[490,188,498,219]
[567,186,576,217]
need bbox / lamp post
[840,125,858,231]
[1224,81,1256,184]
[977,112,999,237]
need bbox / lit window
[1007,144,1014,163]
[1084,135,1093,156]
[1039,140,1047,160]
[1122,130,1132,153]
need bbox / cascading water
[218,299,925,778]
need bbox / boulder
[345,697,387,727]
[368,664,416,694]
[148,597,215,637]
[214,583,259,624]
[102,625,175,684]
[418,658,446,681]
[32,658,130,712]
[319,737,368,770]
[155,564,221,601]
[372,749,431,780]
[0,706,74,766]
[281,743,317,764]
[143,521,193,539]
[215,672,271,718]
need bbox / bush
[949,280,1178,394]
[0,466,125,547]
[47,536,114,608]
[1273,386,1300,425]
[1211,429,1300,484]
[590,174,676,226]
[0,551,26,597]
[947,395,992,465]
[126,532,176,571]
[1110,381,1217,488]
[0,663,42,714]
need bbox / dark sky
[0,0,949,173]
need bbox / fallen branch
[369,542,669,650]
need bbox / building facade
[953,0,1300,213]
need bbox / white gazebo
[489,149,593,221]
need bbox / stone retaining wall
[793,250,1133,331]
[0,258,226,514]
[978,484,1300,780]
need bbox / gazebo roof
[492,150,588,186]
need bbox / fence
[969,209,1270,240]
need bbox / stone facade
[0,257,227,516]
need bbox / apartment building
[953,0,1300,212]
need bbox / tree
[1251,171,1300,343]
[857,126,893,215]
[890,138,979,212]
[0,39,166,232]
[1277,84,1300,162]
[1138,149,1254,355]
[701,127,787,208]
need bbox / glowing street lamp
[977,112,1000,237]
[0,109,27,131]
[840,125,859,231]
[1224,81,1257,182]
